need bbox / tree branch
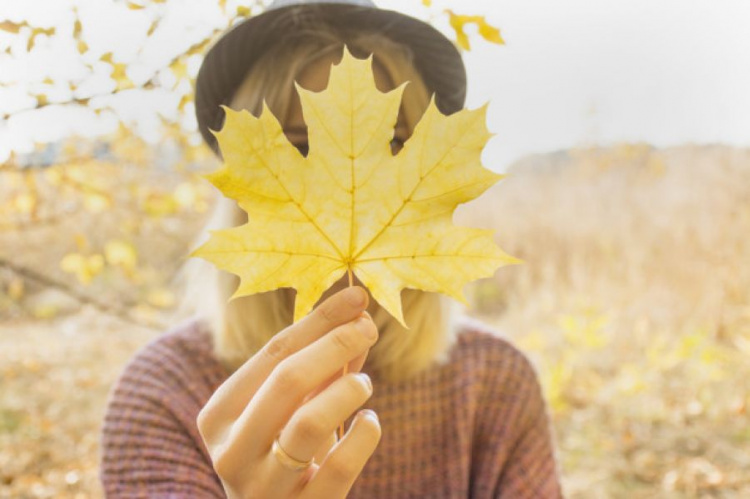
[0,257,168,330]
[1,30,217,121]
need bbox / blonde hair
[184,30,459,383]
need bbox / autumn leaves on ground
[2,143,749,498]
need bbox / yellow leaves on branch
[100,52,133,91]
[192,49,518,326]
[0,21,56,51]
[60,239,137,284]
[446,10,504,50]
[0,21,24,34]
[60,253,104,285]
[73,16,88,54]
[104,240,138,273]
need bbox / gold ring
[272,436,314,471]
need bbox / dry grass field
[458,143,750,497]
[2,143,749,497]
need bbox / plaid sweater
[100,319,562,498]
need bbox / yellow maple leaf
[192,48,518,326]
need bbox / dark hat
[194,0,466,154]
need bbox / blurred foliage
[3,144,749,497]
[0,125,215,325]
[0,0,502,159]
[0,0,501,322]
[460,143,750,497]
[0,4,503,494]
[8,1,749,498]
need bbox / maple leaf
[192,48,519,326]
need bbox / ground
[2,144,749,498]
[0,309,155,498]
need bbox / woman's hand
[197,286,381,499]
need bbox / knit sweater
[100,319,562,498]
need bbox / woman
[100,1,562,497]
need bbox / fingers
[199,286,368,427]
[280,372,373,460]
[349,348,369,374]
[312,431,338,466]
[234,313,378,453]
[302,317,371,405]
[304,349,370,462]
[302,410,381,499]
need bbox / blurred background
[1,0,749,497]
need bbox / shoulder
[451,316,539,384]
[108,318,229,408]
[101,320,228,496]
[452,320,562,497]
[101,319,228,462]
[451,317,552,446]
[448,316,545,419]
[129,317,217,370]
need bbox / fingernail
[343,286,365,307]
[356,372,372,391]
[359,409,378,423]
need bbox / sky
[2,0,750,171]
[411,0,750,170]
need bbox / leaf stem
[338,265,354,441]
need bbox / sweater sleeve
[470,337,563,498]
[99,331,227,498]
